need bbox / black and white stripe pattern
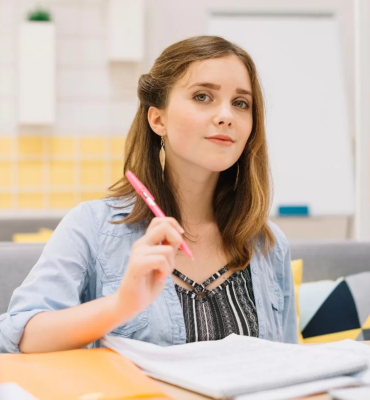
[173,264,258,343]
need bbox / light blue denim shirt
[0,197,298,353]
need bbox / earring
[159,137,165,182]
[233,162,239,191]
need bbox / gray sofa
[0,219,61,242]
[1,241,370,314]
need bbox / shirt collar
[106,196,136,217]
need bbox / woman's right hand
[113,217,185,323]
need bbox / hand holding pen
[112,171,194,322]
[125,170,194,260]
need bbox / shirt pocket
[269,284,284,340]
[102,279,148,337]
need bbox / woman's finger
[148,217,184,234]
[138,244,176,268]
[133,254,172,281]
[143,221,184,249]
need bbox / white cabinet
[107,0,144,62]
[18,22,56,125]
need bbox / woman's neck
[168,165,220,230]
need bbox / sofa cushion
[12,228,54,243]
[299,271,370,343]
[291,259,304,344]
[0,243,45,314]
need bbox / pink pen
[125,170,194,260]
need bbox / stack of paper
[237,339,370,400]
[102,333,370,400]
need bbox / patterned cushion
[299,271,370,343]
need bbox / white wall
[0,0,355,138]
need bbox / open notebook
[0,348,171,400]
[102,334,369,400]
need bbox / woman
[0,36,297,354]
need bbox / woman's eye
[234,100,249,109]
[194,94,249,109]
[194,93,210,102]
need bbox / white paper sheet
[102,334,368,399]
[329,386,370,400]
[0,383,39,400]
[236,377,359,400]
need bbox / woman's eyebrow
[187,82,252,96]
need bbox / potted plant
[27,6,52,22]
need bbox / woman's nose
[217,119,233,127]
[214,103,234,127]
[214,111,234,127]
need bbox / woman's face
[161,55,253,173]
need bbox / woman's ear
[148,106,166,137]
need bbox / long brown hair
[108,35,275,271]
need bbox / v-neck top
[173,264,259,343]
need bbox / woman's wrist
[109,291,140,328]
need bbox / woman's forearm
[19,293,134,353]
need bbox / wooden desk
[154,380,331,400]
[153,341,370,400]
[1,341,368,400]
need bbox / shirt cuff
[0,310,46,353]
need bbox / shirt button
[252,267,258,274]
[258,299,262,307]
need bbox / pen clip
[125,170,156,204]
[141,188,156,206]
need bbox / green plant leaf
[27,8,52,22]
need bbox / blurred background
[0,0,369,243]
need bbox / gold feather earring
[159,137,165,182]
[233,162,239,191]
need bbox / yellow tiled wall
[0,136,125,210]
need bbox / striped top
[173,264,259,343]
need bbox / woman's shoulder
[85,195,135,217]
[63,196,136,233]
[265,219,289,253]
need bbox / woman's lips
[206,138,234,146]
